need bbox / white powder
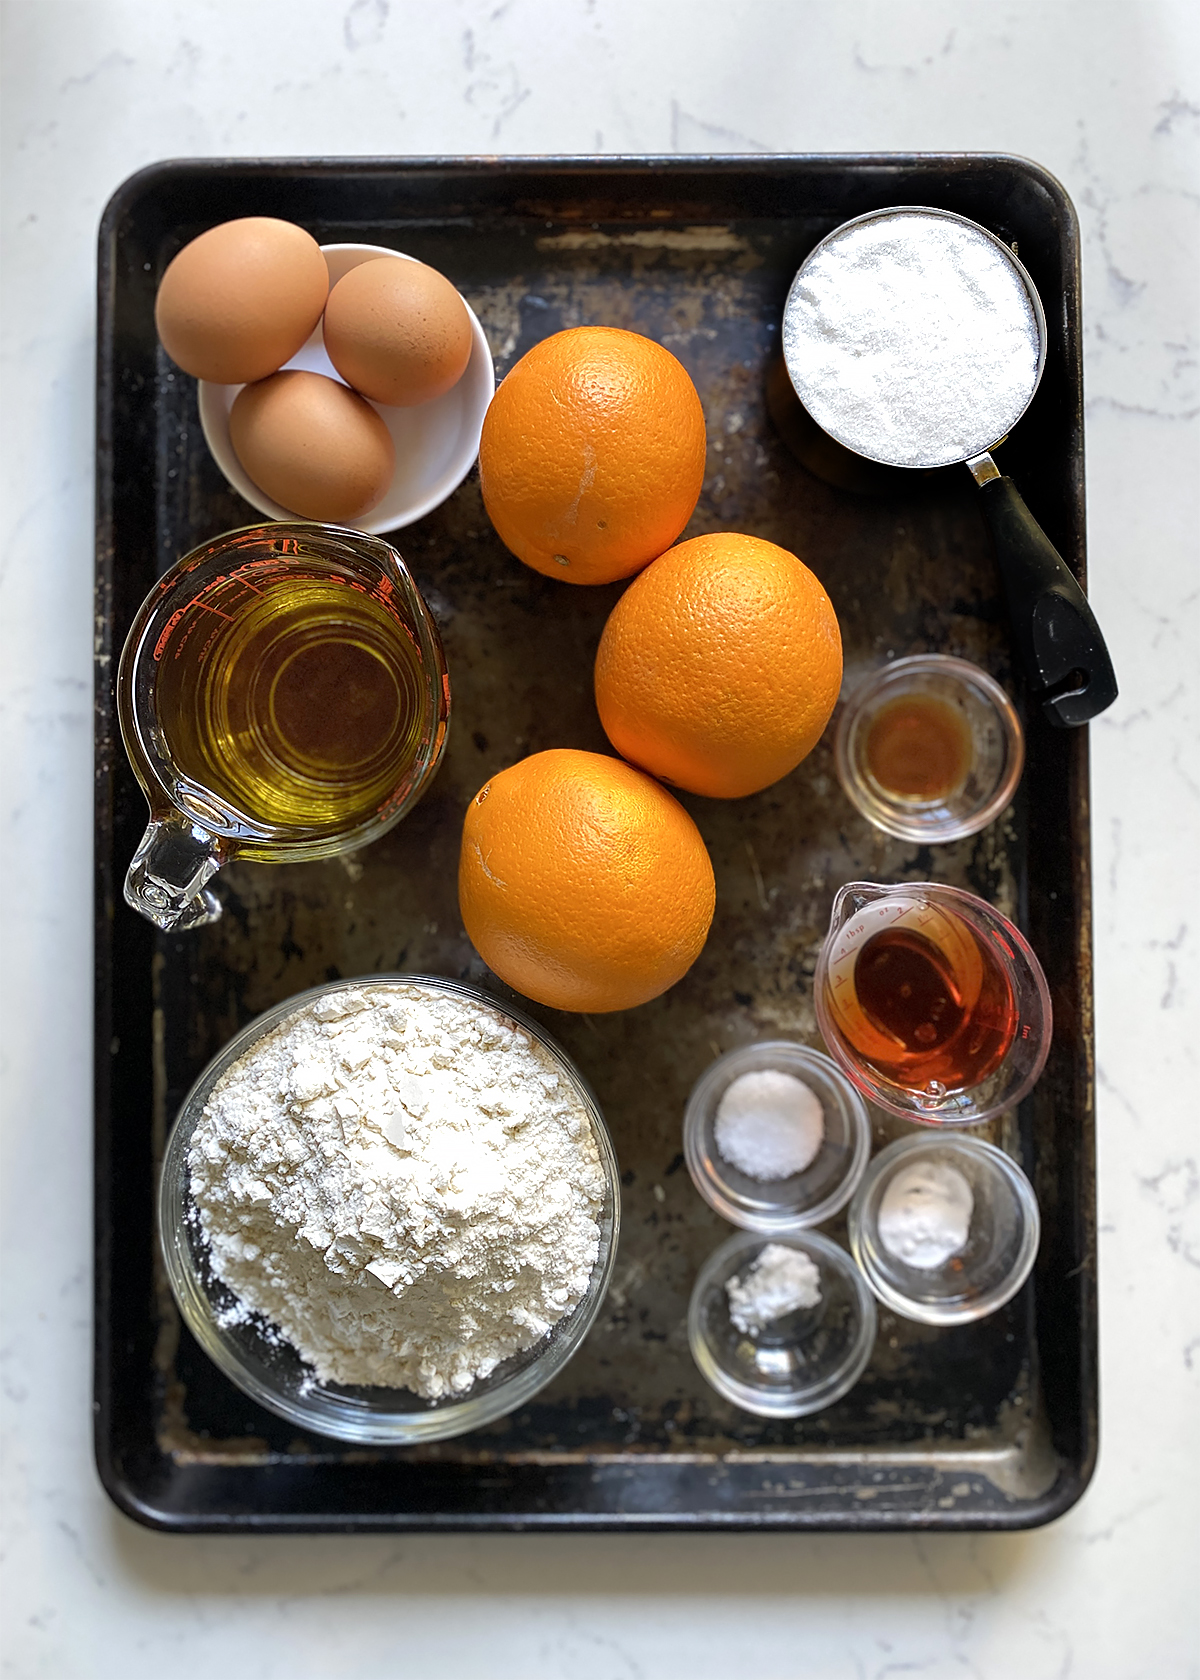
[725,1243,822,1334]
[878,1159,974,1269]
[782,210,1040,469]
[188,983,606,1399]
[713,1069,824,1180]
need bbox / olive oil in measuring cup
[119,524,449,931]
[155,567,428,836]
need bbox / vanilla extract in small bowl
[863,690,974,802]
[834,654,1023,843]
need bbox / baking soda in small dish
[714,1068,825,1181]
[878,1159,974,1269]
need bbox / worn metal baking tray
[95,155,1097,1531]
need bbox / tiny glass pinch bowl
[197,243,496,535]
[159,975,620,1445]
[683,1041,871,1233]
[688,1230,877,1418]
[848,1133,1040,1326]
[834,654,1024,844]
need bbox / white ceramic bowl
[197,243,495,535]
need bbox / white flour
[782,210,1040,468]
[725,1243,822,1334]
[188,983,606,1399]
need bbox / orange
[458,748,715,1013]
[477,326,706,585]
[594,532,843,799]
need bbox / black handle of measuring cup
[976,475,1118,728]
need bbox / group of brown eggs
[154,217,474,522]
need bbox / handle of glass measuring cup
[970,464,1118,727]
[123,815,225,931]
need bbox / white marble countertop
[2,1,1197,1674]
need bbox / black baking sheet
[95,155,1097,1531]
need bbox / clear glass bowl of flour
[159,975,621,1445]
[847,1133,1040,1325]
[688,1230,877,1417]
[683,1042,872,1233]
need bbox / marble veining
[1,1,1197,1675]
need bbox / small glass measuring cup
[118,522,449,932]
[814,881,1052,1125]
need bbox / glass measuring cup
[118,522,450,931]
[782,206,1117,727]
[813,881,1052,1125]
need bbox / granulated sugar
[782,210,1040,469]
[188,983,606,1399]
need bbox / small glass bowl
[834,654,1024,843]
[683,1042,871,1232]
[848,1133,1040,1325]
[159,974,620,1445]
[688,1230,877,1417]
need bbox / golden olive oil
[153,565,430,838]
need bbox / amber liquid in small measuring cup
[154,561,429,838]
[864,693,973,802]
[827,903,1018,1095]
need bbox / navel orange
[458,748,715,1013]
[594,532,843,798]
[478,326,706,585]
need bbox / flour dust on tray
[188,984,606,1399]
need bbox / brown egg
[229,371,395,522]
[155,217,329,384]
[323,257,473,407]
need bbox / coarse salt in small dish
[159,974,619,1445]
[683,1042,872,1234]
[197,243,495,536]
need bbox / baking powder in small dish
[877,1159,974,1270]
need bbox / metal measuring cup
[782,206,1117,727]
